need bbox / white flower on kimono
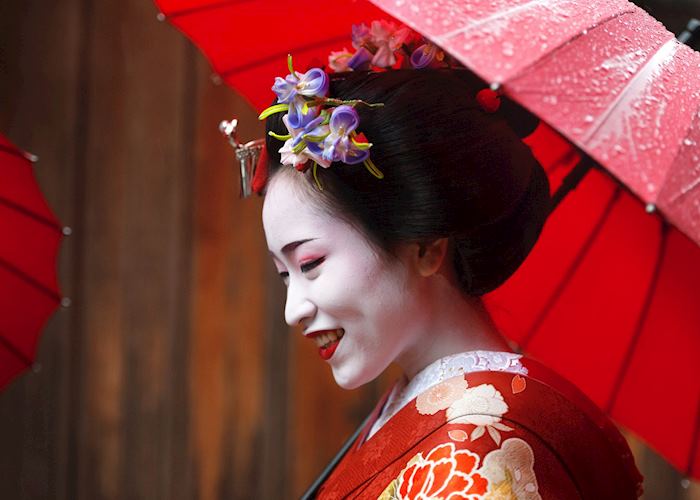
[447,384,514,445]
[478,438,541,499]
[416,376,469,415]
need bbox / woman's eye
[300,257,324,273]
[278,271,289,281]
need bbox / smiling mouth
[310,329,345,360]
[312,329,345,348]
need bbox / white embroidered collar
[367,350,527,439]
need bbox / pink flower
[416,376,469,415]
[328,49,353,72]
[369,20,410,67]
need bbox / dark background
[0,0,698,498]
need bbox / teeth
[312,329,345,348]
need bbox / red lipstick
[306,329,344,361]
[319,340,340,360]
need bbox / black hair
[264,69,550,296]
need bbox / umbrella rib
[0,256,62,303]
[0,197,63,232]
[581,38,678,146]
[0,332,32,368]
[504,8,636,84]
[158,0,254,20]
[521,186,622,350]
[436,1,635,74]
[605,223,668,414]
[218,35,351,78]
[0,144,32,161]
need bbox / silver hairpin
[219,119,265,198]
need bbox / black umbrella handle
[677,18,700,50]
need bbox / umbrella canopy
[155,0,393,111]
[0,134,66,390]
[153,0,700,480]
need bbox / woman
[256,24,643,499]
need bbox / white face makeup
[262,173,426,389]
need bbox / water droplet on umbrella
[584,115,594,123]
[684,138,695,146]
[502,42,514,57]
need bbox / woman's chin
[330,363,383,390]
[331,369,366,390]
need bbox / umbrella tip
[211,73,223,86]
[24,152,39,163]
[156,12,166,22]
[681,478,690,489]
[490,82,501,92]
[62,226,73,236]
[645,203,656,214]
[61,297,72,308]
[31,363,42,374]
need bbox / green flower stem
[259,103,290,120]
[312,163,324,191]
[363,158,384,179]
[268,131,292,141]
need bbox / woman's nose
[284,282,317,327]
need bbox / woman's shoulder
[384,363,643,499]
[321,363,642,499]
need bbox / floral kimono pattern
[317,357,642,499]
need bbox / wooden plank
[0,1,82,499]
[188,56,268,500]
[74,1,196,498]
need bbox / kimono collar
[369,350,527,439]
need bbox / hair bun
[452,162,550,296]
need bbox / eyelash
[278,257,325,281]
[300,257,325,273]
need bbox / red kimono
[318,356,643,499]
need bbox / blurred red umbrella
[0,134,67,390]
[153,0,700,480]
[154,0,393,111]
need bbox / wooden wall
[0,0,698,499]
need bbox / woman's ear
[415,238,449,277]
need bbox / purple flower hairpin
[259,55,384,190]
[256,22,456,192]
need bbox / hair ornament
[259,54,385,190]
[230,21,512,197]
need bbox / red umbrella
[366,0,700,479]
[0,134,67,390]
[153,0,700,480]
[155,0,393,111]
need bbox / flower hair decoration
[258,54,385,191]
[222,20,502,197]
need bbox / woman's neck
[395,271,511,380]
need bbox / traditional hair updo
[264,69,550,296]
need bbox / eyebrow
[275,238,316,256]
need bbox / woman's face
[262,172,425,389]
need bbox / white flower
[478,438,541,499]
[328,49,354,72]
[278,115,331,169]
[447,384,508,426]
